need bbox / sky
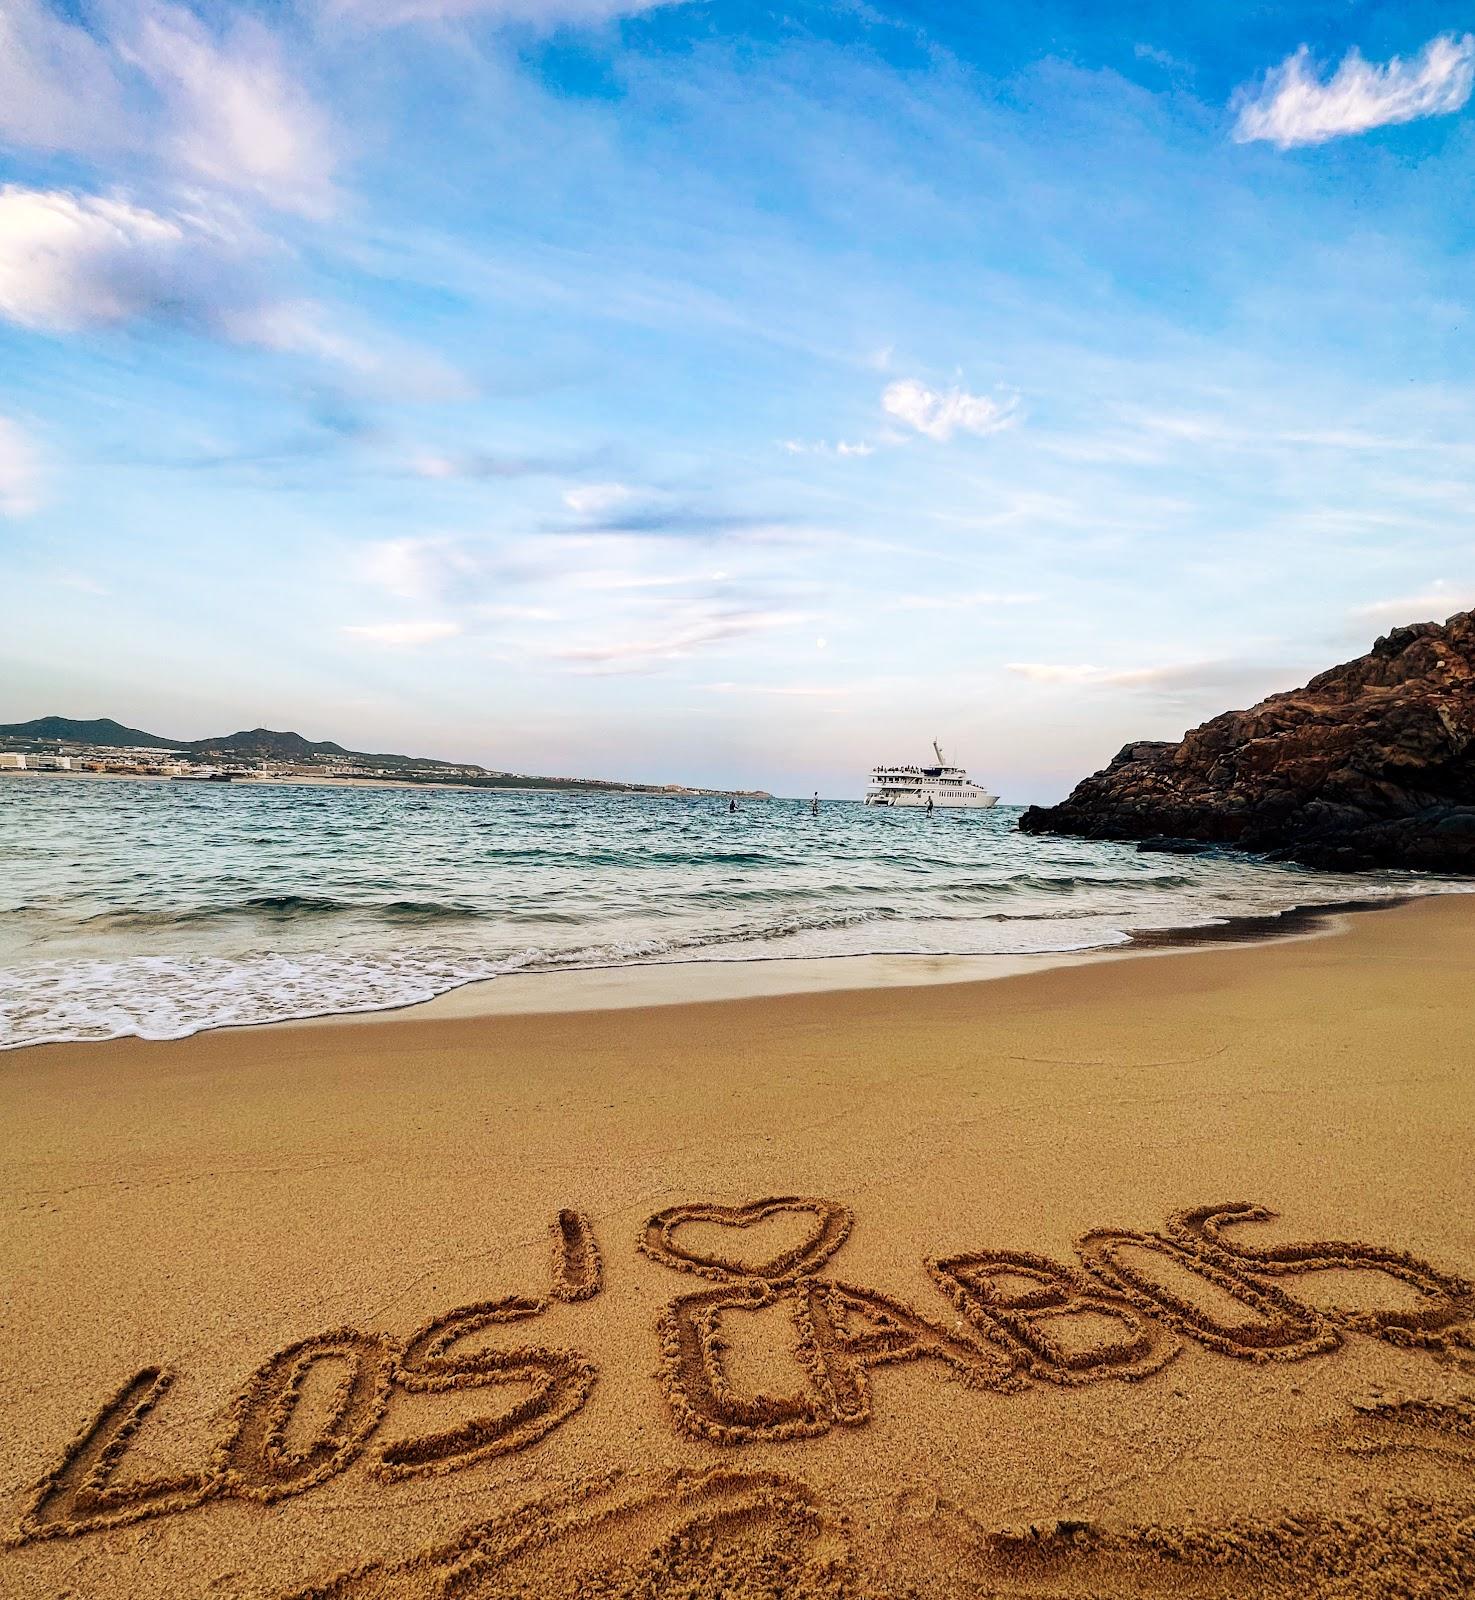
[1,1,1474,800]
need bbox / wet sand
[2,894,1473,1597]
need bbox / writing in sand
[12,1195,1474,1550]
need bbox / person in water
[811,792,820,815]
[925,793,934,815]
[728,798,737,813]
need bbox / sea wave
[85,894,490,929]
[0,907,904,1048]
[0,890,1435,1051]
[64,869,1212,931]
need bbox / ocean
[1,777,1463,1049]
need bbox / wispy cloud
[895,590,1040,611]
[0,185,462,394]
[341,619,464,646]
[1006,662,1164,687]
[474,602,561,621]
[51,572,108,595]
[562,481,636,515]
[0,416,42,516]
[704,681,846,697]
[0,0,127,156]
[409,449,583,480]
[129,4,339,216]
[1233,33,1475,148]
[551,606,813,673]
[565,505,791,539]
[881,379,1019,442]
[1351,581,1473,626]
[323,0,682,30]
[780,438,874,458]
[1134,43,1188,74]
[0,0,339,215]
[1005,660,1264,692]
[1004,659,1300,713]
[356,537,489,604]
[552,482,778,538]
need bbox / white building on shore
[0,753,75,770]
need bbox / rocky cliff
[1018,612,1475,872]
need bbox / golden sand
[3,896,1474,1597]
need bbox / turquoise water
[0,778,1461,1048]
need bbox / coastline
[0,767,482,793]
[4,893,1473,1596]
[276,891,1411,1028]
[0,889,1434,1054]
[0,769,767,797]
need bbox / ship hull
[865,791,997,809]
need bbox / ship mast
[932,739,946,767]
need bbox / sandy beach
[3,895,1473,1598]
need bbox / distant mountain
[0,717,467,770]
[0,715,770,796]
[182,727,468,769]
[187,727,355,760]
[0,716,174,748]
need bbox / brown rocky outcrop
[1017,612,1475,872]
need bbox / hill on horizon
[0,716,771,796]
[1,716,173,749]
[0,717,468,770]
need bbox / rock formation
[1018,612,1475,873]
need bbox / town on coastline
[0,717,771,799]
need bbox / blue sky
[2,0,1473,799]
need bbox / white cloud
[1002,662,1294,711]
[0,417,42,516]
[0,185,256,334]
[325,0,679,28]
[704,681,845,697]
[356,537,486,603]
[233,301,471,398]
[552,607,813,672]
[0,0,127,155]
[1005,662,1193,688]
[881,379,1019,442]
[124,5,338,216]
[0,185,454,389]
[563,482,636,515]
[0,2,337,215]
[410,454,459,480]
[475,603,560,622]
[1134,43,1186,73]
[341,619,464,646]
[780,439,874,458]
[1233,33,1475,148]
[1352,580,1473,626]
[895,590,1039,611]
[1007,663,1119,686]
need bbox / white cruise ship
[865,742,998,809]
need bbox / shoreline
[277,890,1415,1030]
[0,888,1447,1053]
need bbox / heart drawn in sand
[640,1196,853,1284]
